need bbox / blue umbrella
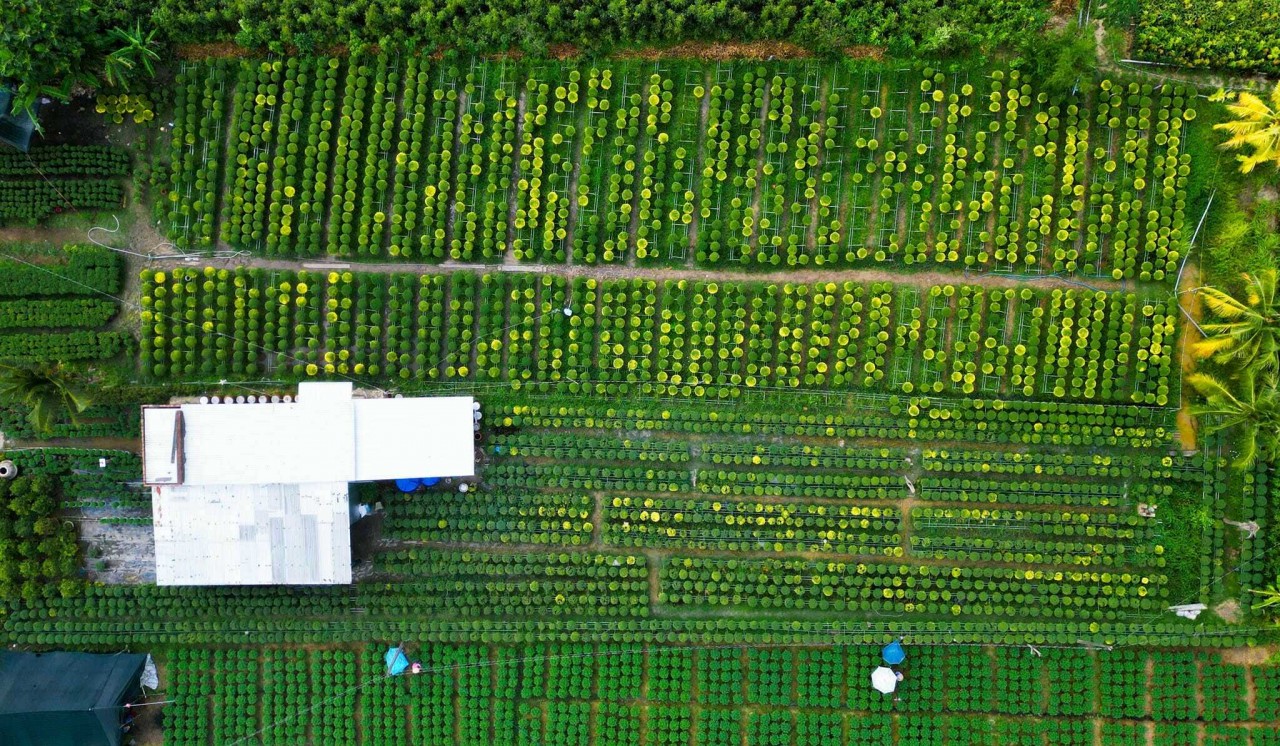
[420,477,441,487]
[385,646,410,676]
[395,478,421,493]
[882,640,906,665]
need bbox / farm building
[142,382,475,586]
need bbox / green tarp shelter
[0,651,147,746]
[0,87,39,152]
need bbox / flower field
[163,58,1204,282]
[152,643,1279,746]
[8,36,1278,745]
[139,267,1178,404]
[0,408,1234,647]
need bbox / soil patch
[33,97,111,147]
[0,226,88,247]
[844,46,886,60]
[1220,646,1277,666]
[81,519,156,584]
[176,41,251,60]
[125,698,164,746]
[1214,598,1243,623]
[616,40,813,61]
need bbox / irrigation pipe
[87,215,249,262]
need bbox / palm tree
[1213,81,1280,174]
[0,364,93,437]
[1194,270,1280,373]
[1188,370,1280,468]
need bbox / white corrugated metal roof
[143,383,475,586]
[142,384,474,486]
[177,399,356,485]
[141,407,181,484]
[152,481,351,586]
[352,396,476,479]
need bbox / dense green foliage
[165,58,1201,283]
[0,299,117,330]
[139,0,1049,56]
[0,2,98,116]
[0,475,81,608]
[1133,0,1280,74]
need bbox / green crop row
[659,556,1166,620]
[139,267,1178,405]
[0,146,130,178]
[0,330,130,363]
[382,491,594,546]
[0,245,122,297]
[490,432,692,463]
[487,395,1176,449]
[165,58,1201,282]
[0,180,124,225]
[603,496,901,554]
[153,644,1277,746]
[0,298,117,330]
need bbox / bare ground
[143,253,1136,295]
[80,518,157,584]
[1220,646,1277,666]
[616,40,814,61]
[1214,598,1243,624]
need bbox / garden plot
[153,644,1280,746]
[165,58,1202,280]
[139,267,1178,405]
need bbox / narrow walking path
[145,252,1154,295]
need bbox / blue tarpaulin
[882,641,906,665]
[385,647,410,676]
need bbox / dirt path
[143,252,1145,295]
[6,435,141,452]
[0,226,91,246]
[1175,263,1203,451]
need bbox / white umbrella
[871,666,898,694]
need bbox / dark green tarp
[0,87,39,152]
[0,651,147,746]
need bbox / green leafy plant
[0,364,94,435]
[1188,369,1280,467]
[101,22,160,91]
